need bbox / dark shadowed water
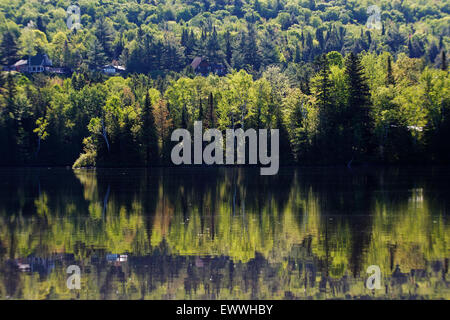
[0,167,448,299]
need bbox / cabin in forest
[8,53,71,74]
[191,57,226,76]
[9,59,28,72]
[28,53,53,73]
[101,64,126,74]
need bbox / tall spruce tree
[276,111,294,164]
[198,98,204,121]
[181,104,188,129]
[316,54,332,128]
[233,23,261,70]
[441,51,447,71]
[206,26,224,64]
[387,55,395,86]
[2,72,17,165]
[94,17,115,58]
[142,92,158,165]
[88,37,107,69]
[207,92,215,128]
[0,32,20,66]
[344,52,374,162]
[224,31,233,65]
[315,54,336,163]
[5,72,16,115]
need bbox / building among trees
[191,57,226,76]
[5,53,71,74]
[101,64,126,75]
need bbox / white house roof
[102,65,125,71]
[13,59,27,67]
[191,57,202,69]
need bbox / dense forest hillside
[1,0,449,73]
[0,0,449,167]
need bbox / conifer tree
[276,111,294,164]
[344,52,374,161]
[316,54,332,129]
[88,37,107,69]
[387,55,395,86]
[6,72,16,115]
[94,17,115,58]
[3,72,17,164]
[181,104,188,129]
[63,40,72,67]
[207,92,215,128]
[206,26,223,64]
[0,32,20,66]
[225,31,233,65]
[198,98,204,121]
[441,51,447,71]
[142,92,158,165]
[234,24,261,70]
[314,54,335,162]
[294,44,301,63]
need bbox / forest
[0,0,449,167]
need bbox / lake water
[0,167,448,300]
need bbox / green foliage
[0,1,449,166]
[141,92,159,165]
[1,0,447,73]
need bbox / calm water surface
[0,167,448,299]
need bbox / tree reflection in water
[0,167,448,299]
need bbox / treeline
[0,0,448,75]
[0,51,449,167]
